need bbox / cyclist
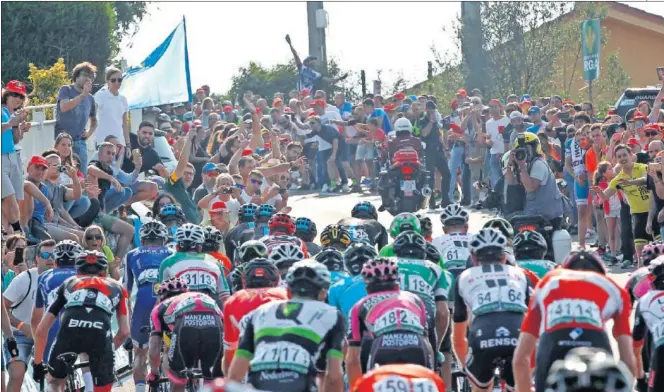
[346,257,433,386]
[260,213,309,257]
[328,242,378,317]
[123,220,172,392]
[338,201,389,250]
[315,247,348,284]
[432,204,472,276]
[319,224,353,252]
[236,240,269,266]
[204,226,233,275]
[294,217,321,256]
[225,203,259,262]
[513,251,636,392]
[268,242,306,285]
[513,229,557,278]
[227,259,345,392]
[378,212,422,257]
[482,217,516,265]
[452,228,532,392]
[32,251,130,392]
[158,203,187,240]
[222,259,288,375]
[148,277,223,392]
[252,204,277,240]
[228,264,246,294]
[158,223,231,306]
[545,347,633,392]
[351,364,445,392]
[32,240,83,366]
[627,242,664,304]
[633,256,664,392]
[416,212,433,242]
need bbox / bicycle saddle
[57,352,79,367]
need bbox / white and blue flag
[120,17,192,109]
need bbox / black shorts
[48,309,115,386]
[632,212,654,246]
[534,328,612,392]
[367,333,434,370]
[649,344,664,392]
[167,312,223,384]
[466,313,522,390]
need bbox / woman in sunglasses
[81,225,118,279]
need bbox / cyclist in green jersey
[392,230,450,372]
[379,213,422,257]
[513,229,557,278]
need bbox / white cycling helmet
[238,240,269,264]
[175,223,206,245]
[54,240,84,264]
[269,243,305,268]
[440,203,470,225]
[394,117,413,134]
[470,228,507,253]
[139,219,169,241]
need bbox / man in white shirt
[485,99,510,187]
[94,67,130,150]
[2,240,55,392]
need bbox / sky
[120,1,664,95]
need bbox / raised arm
[174,129,196,179]
[286,35,302,68]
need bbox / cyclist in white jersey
[432,204,473,279]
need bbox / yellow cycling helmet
[514,132,543,155]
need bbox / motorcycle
[377,149,432,215]
[508,214,572,265]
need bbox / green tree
[27,58,71,119]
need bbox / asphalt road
[110,192,633,391]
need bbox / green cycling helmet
[483,217,514,241]
[389,213,421,238]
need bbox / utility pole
[307,2,328,73]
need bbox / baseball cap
[223,105,233,113]
[273,98,283,107]
[193,120,203,128]
[449,123,463,134]
[202,162,221,174]
[394,92,405,101]
[509,111,523,120]
[27,155,48,170]
[209,201,228,214]
[303,55,318,64]
[6,81,27,96]
[488,99,502,107]
[159,122,173,131]
[300,88,310,97]
[528,106,541,115]
[196,88,205,94]
[311,99,326,107]
[627,138,639,146]
[633,111,648,121]
[456,89,467,97]
[384,103,396,111]
[241,148,254,157]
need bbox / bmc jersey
[453,264,531,322]
[47,276,129,320]
[338,217,389,250]
[328,275,367,318]
[158,252,230,301]
[394,257,448,314]
[34,266,77,360]
[432,232,473,277]
[347,290,428,344]
[633,290,664,348]
[150,291,223,335]
[517,259,557,279]
[521,269,632,337]
[352,364,445,392]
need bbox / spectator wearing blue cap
[526,106,545,134]
[285,34,348,92]
[193,162,223,205]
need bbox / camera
[58,165,67,173]
[514,148,527,161]
[220,187,233,195]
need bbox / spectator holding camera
[21,156,55,241]
[40,154,83,242]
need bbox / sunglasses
[646,131,659,137]
[250,178,263,186]
[8,92,25,100]
[86,234,104,241]
[206,171,220,177]
[108,77,123,83]
[236,183,246,189]
[40,252,54,260]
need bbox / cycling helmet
[294,217,317,241]
[641,242,664,265]
[545,347,632,392]
[203,227,224,252]
[229,264,245,293]
[561,251,606,275]
[255,204,277,221]
[425,242,442,264]
[649,256,664,290]
[159,204,185,223]
[314,247,345,272]
[440,204,470,226]
[394,117,413,134]
[286,259,332,295]
[175,223,206,248]
[361,257,399,285]
[269,243,305,268]
[415,213,433,239]
[268,213,296,235]
[389,213,421,238]
[513,230,548,259]
[139,220,169,242]
[75,250,109,276]
[483,217,515,241]
[239,203,258,223]
[344,242,378,276]
[54,240,84,265]
[157,276,189,301]
[238,240,269,265]
[393,230,427,259]
[242,258,280,288]
[351,201,378,220]
[319,224,352,249]
[514,131,543,155]
[470,228,507,255]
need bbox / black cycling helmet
[513,230,548,260]
[393,230,427,260]
[648,256,664,290]
[344,242,378,276]
[229,264,245,293]
[483,217,514,241]
[159,204,186,224]
[239,203,258,223]
[562,251,606,275]
[425,243,442,264]
[545,347,632,392]
[203,227,224,252]
[351,201,378,220]
[415,213,433,239]
[255,204,277,223]
[315,247,345,272]
[286,259,332,296]
[75,250,109,276]
[54,240,84,266]
[241,258,280,289]
[294,217,317,242]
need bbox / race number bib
[137,268,159,285]
[252,341,311,373]
[400,275,432,297]
[546,299,602,329]
[347,226,370,244]
[178,270,215,291]
[471,277,527,315]
[374,308,423,334]
[373,375,439,392]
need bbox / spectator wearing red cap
[208,200,231,233]
[2,80,31,235]
[22,156,55,239]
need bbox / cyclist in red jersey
[221,259,288,374]
[351,364,445,392]
[512,251,636,392]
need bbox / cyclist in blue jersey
[315,247,348,284]
[328,242,377,317]
[32,240,83,364]
[123,220,172,392]
[294,217,321,256]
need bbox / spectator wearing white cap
[508,110,533,146]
